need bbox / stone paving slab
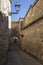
[7,46,42,65]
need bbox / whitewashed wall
[0,0,11,29]
[0,0,1,10]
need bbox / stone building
[19,0,43,62]
[19,18,25,31]
[0,0,12,29]
[11,21,19,37]
[0,0,12,64]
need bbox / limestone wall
[11,22,19,29]
[19,18,25,31]
[0,12,9,64]
[19,0,43,62]
[24,0,43,27]
[11,22,19,37]
[19,17,43,61]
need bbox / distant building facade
[11,21,19,37]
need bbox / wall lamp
[9,2,21,15]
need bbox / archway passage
[13,37,19,46]
[8,36,20,51]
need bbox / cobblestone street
[7,45,42,65]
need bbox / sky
[11,0,36,21]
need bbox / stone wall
[11,21,19,29]
[0,12,9,64]
[19,0,43,62]
[20,17,43,60]
[24,0,43,27]
[0,0,11,29]
[19,18,25,31]
[11,21,19,37]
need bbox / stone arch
[13,37,19,46]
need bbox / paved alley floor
[7,45,42,65]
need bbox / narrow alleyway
[7,43,42,65]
